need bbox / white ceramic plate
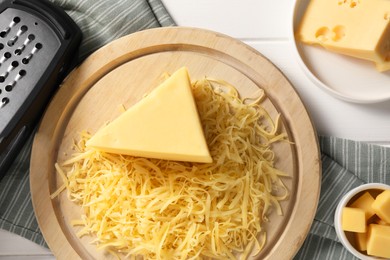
[291,0,390,104]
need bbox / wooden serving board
[30,27,321,260]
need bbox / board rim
[30,26,321,260]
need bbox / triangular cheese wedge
[86,67,212,163]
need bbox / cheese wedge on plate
[86,67,212,163]
[296,0,390,71]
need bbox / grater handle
[0,0,82,178]
[0,125,28,174]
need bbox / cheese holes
[315,26,345,42]
[315,27,330,42]
[385,12,390,21]
[332,25,346,42]
[337,0,360,8]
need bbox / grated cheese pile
[53,78,289,259]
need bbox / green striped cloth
[0,1,389,259]
[54,0,175,60]
[295,137,389,260]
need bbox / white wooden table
[1,0,390,258]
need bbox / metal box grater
[0,0,81,177]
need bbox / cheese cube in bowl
[334,183,390,260]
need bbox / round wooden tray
[30,27,321,260]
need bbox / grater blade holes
[15,34,35,55]
[0,17,21,38]
[0,52,11,64]
[13,17,20,24]
[7,39,14,46]
[18,69,26,77]
[5,85,12,92]
[7,25,28,46]
[28,34,35,41]
[35,42,42,49]
[21,42,41,63]
[20,25,27,32]
[9,61,18,72]
[16,69,26,81]
[1,97,9,108]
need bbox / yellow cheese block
[372,190,390,223]
[374,217,389,225]
[367,224,390,258]
[376,60,390,72]
[86,67,213,163]
[350,191,376,220]
[342,207,366,233]
[296,0,390,71]
[355,231,367,252]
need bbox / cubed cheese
[355,231,367,252]
[86,67,212,163]
[372,190,390,223]
[342,207,366,233]
[350,191,376,220]
[296,0,390,71]
[366,224,390,258]
[375,218,389,225]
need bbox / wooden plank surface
[161,0,294,39]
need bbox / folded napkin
[0,1,388,259]
[295,136,389,260]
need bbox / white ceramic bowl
[290,0,390,103]
[334,183,390,260]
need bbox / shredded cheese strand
[53,77,289,259]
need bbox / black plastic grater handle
[0,0,82,177]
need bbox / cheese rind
[297,0,390,71]
[342,207,366,233]
[366,224,390,258]
[86,67,213,163]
